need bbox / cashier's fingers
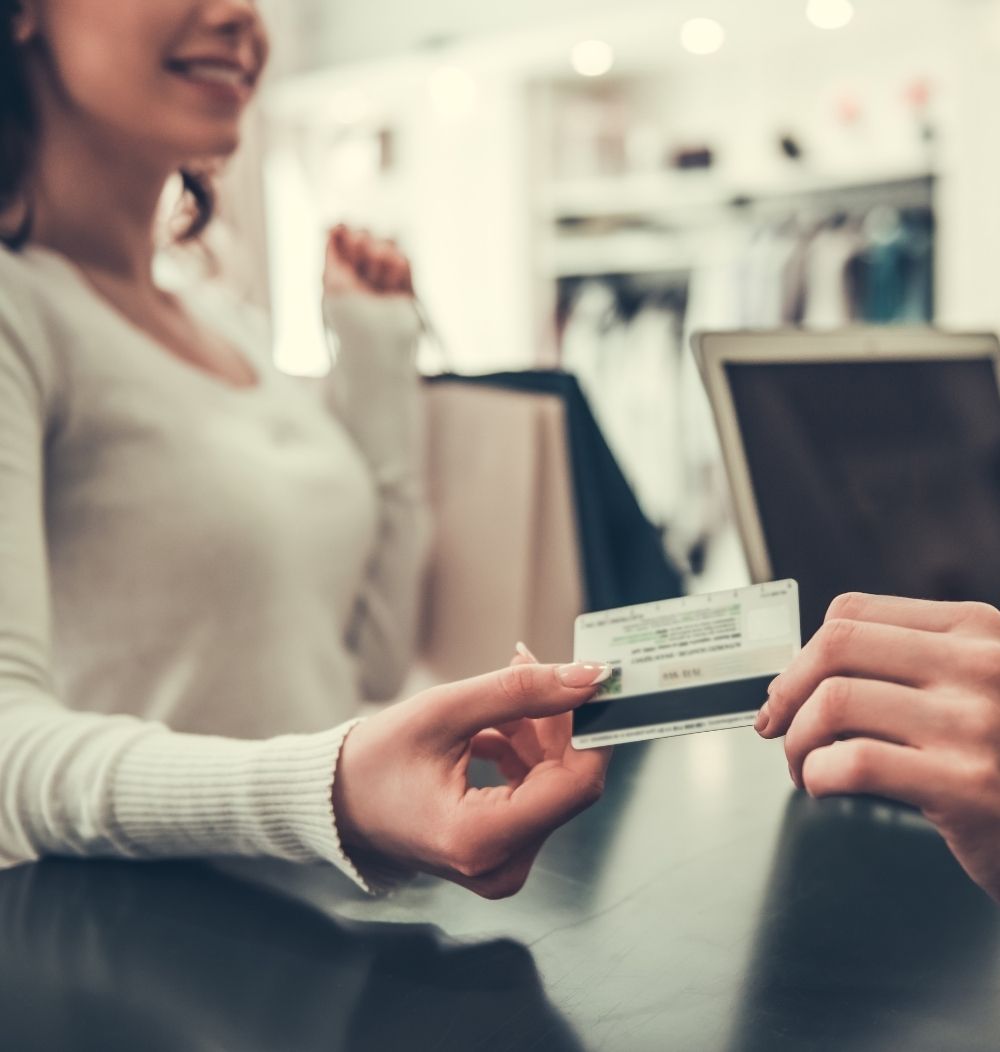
[760,620,967,739]
[783,677,954,788]
[825,592,1000,637]
[801,738,942,813]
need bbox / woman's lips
[165,59,255,106]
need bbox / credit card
[572,580,800,749]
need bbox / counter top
[3,728,998,1051]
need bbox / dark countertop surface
[3,728,999,1052]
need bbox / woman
[0,0,612,899]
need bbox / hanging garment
[803,222,865,329]
[740,223,808,328]
[562,284,685,531]
[614,303,685,530]
[561,280,619,392]
[858,211,911,324]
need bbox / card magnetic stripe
[572,675,773,737]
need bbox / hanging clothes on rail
[561,282,686,533]
[802,218,865,329]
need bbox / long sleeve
[322,295,431,702]
[0,287,372,890]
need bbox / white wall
[259,0,1000,374]
[937,0,1000,333]
[301,0,660,67]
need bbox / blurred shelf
[541,168,937,225]
[540,232,696,278]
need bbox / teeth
[175,62,246,87]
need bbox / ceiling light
[571,39,615,78]
[806,0,855,30]
[681,18,726,56]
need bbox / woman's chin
[164,120,245,166]
[188,129,242,160]
[212,132,242,159]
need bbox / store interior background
[215,0,1000,594]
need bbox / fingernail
[516,641,539,663]
[754,702,770,734]
[558,662,613,688]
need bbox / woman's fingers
[762,619,967,739]
[470,730,530,785]
[425,837,545,900]
[327,223,347,261]
[499,746,610,845]
[447,755,608,877]
[415,662,611,744]
[359,245,391,289]
[783,677,955,786]
[393,256,414,295]
[494,644,547,764]
[338,647,612,899]
[325,225,414,296]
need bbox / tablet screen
[726,356,1000,640]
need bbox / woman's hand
[332,653,613,899]
[324,224,414,299]
[757,592,1000,900]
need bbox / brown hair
[0,0,214,249]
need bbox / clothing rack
[720,174,935,225]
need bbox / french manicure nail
[557,662,613,688]
[516,640,539,663]
[754,702,770,734]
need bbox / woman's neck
[29,111,171,290]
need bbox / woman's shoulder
[0,242,56,318]
[0,244,67,403]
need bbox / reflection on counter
[0,860,584,1052]
[726,792,1000,1052]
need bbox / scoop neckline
[21,243,267,397]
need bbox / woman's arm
[0,268,610,897]
[0,290,369,886]
[321,228,431,702]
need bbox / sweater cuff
[321,295,423,486]
[112,719,375,893]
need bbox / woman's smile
[165,53,259,108]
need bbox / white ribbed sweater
[0,244,429,891]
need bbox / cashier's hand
[757,592,1000,901]
[324,224,414,299]
[332,653,612,899]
